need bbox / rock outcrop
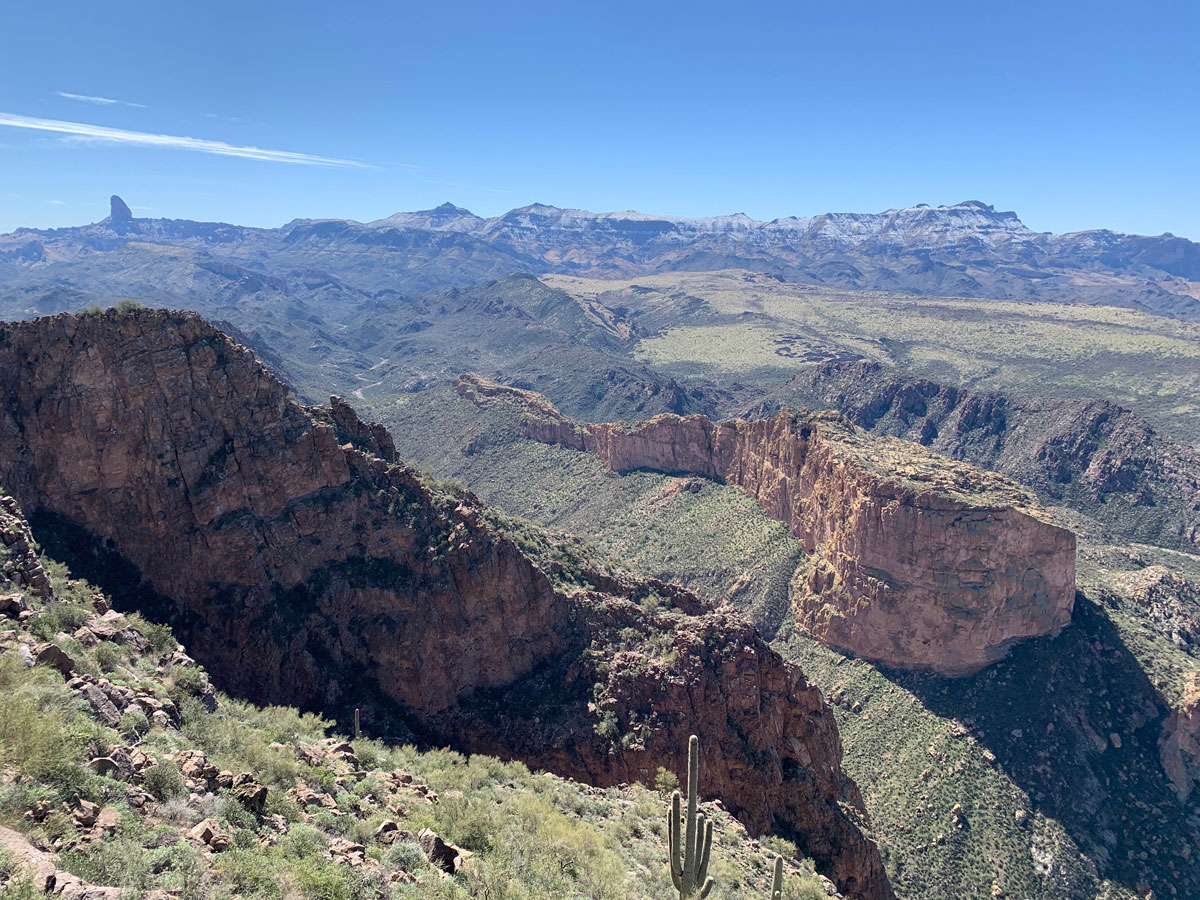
[1161,677,1200,802]
[458,373,1077,675]
[1,493,55,601]
[0,825,126,898]
[753,360,1200,552]
[109,195,133,224]
[0,310,892,900]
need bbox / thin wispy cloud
[0,113,372,168]
[56,91,147,109]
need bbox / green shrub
[170,666,208,698]
[59,838,153,889]
[118,709,150,739]
[291,859,352,900]
[142,764,185,800]
[0,659,90,797]
[595,711,620,742]
[28,613,61,642]
[95,644,121,673]
[213,850,282,899]
[0,874,42,900]
[384,839,428,873]
[127,615,176,655]
[281,823,328,859]
[654,766,679,795]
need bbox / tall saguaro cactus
[769,855,784,899]
[668,735,714,899]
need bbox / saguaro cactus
[668,735,714,899]
[769,855,784,899]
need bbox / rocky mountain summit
[0,307,892,899]
[456,373,1077,675]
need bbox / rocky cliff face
[459,374,1077,675]
[0,310,565,715]
[444,584,879,895]
[1161,677,1200,802]
[0,309,892,900]
[754,360,1200,552]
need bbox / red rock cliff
[0,310,893,900]
[458,373,1077,676]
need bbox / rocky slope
[0,496,844,900]
[752,360,1200,551]
[458,373,1077,675]
[0,308,891,899]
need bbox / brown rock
[0,593,28,618]
[88,757,124,778]
[95,807,122,834]
[418,828,464,874]
[0,494,55,600]
[72,680,122,727]
[329,395,397,462]
[328,839,368,867]
[33,642,74,675]
[374,820,399,843]
[176,749,218,783]
[0,825,57,892]
[71,798,100,827]
[1161,676,1200,800]
[187,818,230,851]
[24,800,53,823]
[231,773,268,813]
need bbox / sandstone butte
[0,309,893,900]
[456,372,1078,676]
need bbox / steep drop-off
[0,309,892,900]
[753,360,1200,552]
[458,373,1077,676]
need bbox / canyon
[0,308,892,900]
[457,373,1078,675]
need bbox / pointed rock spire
[110,195,133,223]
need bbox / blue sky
[1,0,1196,237]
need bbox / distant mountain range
[1,195,1198,318]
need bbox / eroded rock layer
[458,373,1077,676]
[0,309,892,900]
